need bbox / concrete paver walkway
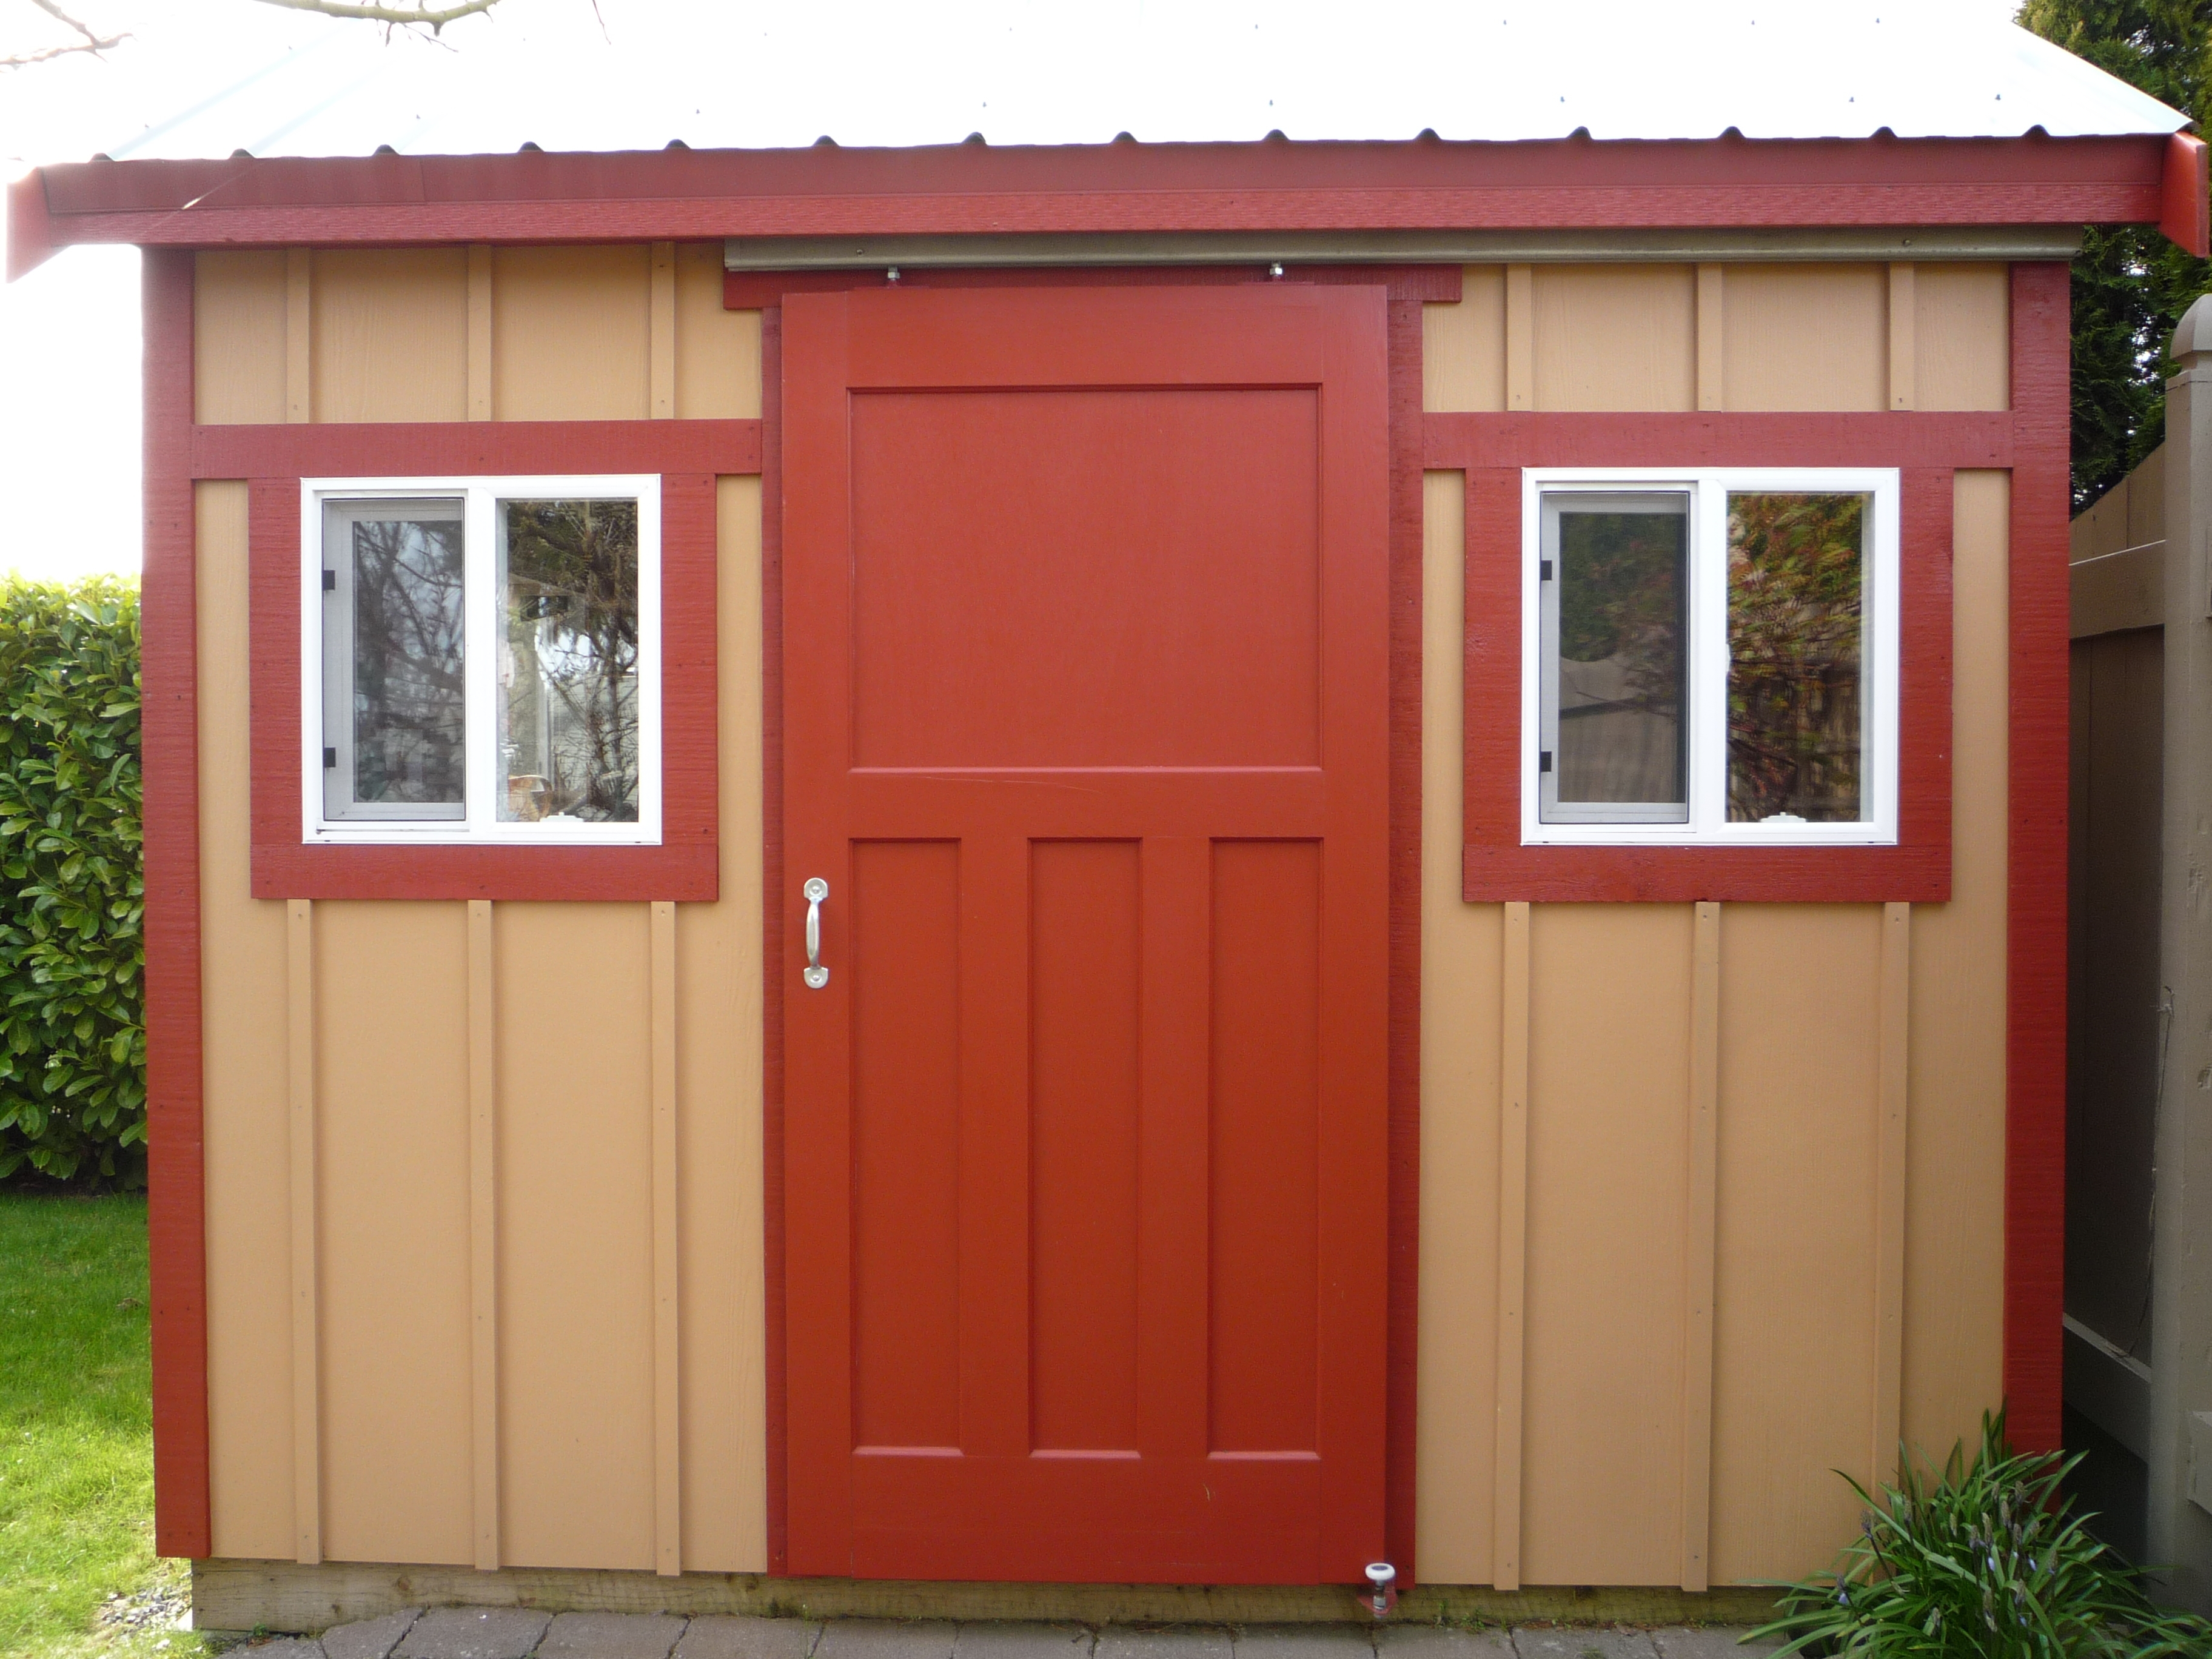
[238,1612,1778,1659]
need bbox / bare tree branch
[2,0,128,70]
[245,0,501,32]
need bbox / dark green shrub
[0,578,142,1185]
[1751,1410,2212,1657]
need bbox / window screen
[1539,492,1690,825]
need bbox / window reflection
[346,509,466,809]
[497,498,641,823]
[1725,492,1866,822]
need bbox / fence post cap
[2175,293,2212,363]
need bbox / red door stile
[783,284,1391,1586]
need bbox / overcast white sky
[0,0,2050,580]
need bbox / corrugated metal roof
[1,1,2190,172]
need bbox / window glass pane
[498,498,641,823]
[1553,498,1688,809]
[1726,492,1866,823]
[341,505,466,809]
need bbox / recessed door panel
[849,389,1322,769]
[1029,839,1143,1456]
[782,283,1390,1586]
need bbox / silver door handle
[802,877,829,988]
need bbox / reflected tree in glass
[1726,492,1865,822]
[1555,504,1687,807]
[498,499,640,823]
[350,514,466,806]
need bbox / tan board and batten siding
[195,250,2008,1587]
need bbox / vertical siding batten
[1889,265,1917,412]
[286,899,320,1565]
[1682,902,1721,1592]
[651,901,682,1576]
[1494,900,1531,1592]
[468,899,500,1570]
[1695,265,1724,412]
[651,245,677,418]
[1504,266,1533,412]
[1875,903,1913,1484]
[467,246,492,421]
[284,250,311,424]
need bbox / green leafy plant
[0,577,143,1186]
[1750,1411,2212,1657]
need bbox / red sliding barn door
[782,284,1390,1585]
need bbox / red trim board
[12,132,2176,273]
[2006,262,2071,1456]
[245,470,721,903]
[1454,415,1977,905]
[2162,132,2211,260]
[142,247,210,1561]
[760,305,789,1577]
[192,419,760,481]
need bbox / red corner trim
[2162,132,2210,258]
[1455,418,1958,904]
[142,247,210,1560]
[246,472,720,902]
[5,171,55,282]
[2006,263,2070,1456]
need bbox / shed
[8,8,2207,1631]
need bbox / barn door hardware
[802,877,830,988]
[1362,1562,1397,1618]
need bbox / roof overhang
[10,129,2206,283]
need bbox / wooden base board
[192,1560,1779,1635]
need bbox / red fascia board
[2162,131,2210,258]
[11,132,2174,273]
[6,171,55,283]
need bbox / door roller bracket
[1363,1562,1397,1618]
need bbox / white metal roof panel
[1,1,2189,172]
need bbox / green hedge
[0,578,143,1185]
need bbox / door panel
[1029,840,1143,1455]
[783,284,1390,1585]
[848,840,960,1452]
[1209,839,1322,1455]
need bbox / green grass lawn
[0,1192,207,1659]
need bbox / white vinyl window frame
[301,475,663,847]
[1520,466,1900,848]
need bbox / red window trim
[239,447,739,902]
[1447,414,1998,905]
